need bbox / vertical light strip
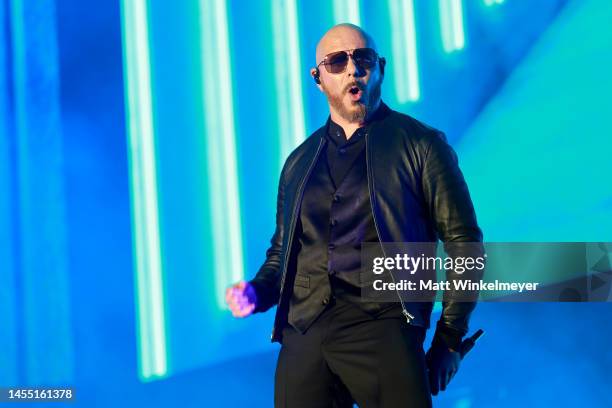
[10,0,74,384]
[199,0,245,309]
[439,0,466,52]
[388,0,420,102]
[0,0,18,386]
[272,0,306,169]
[120,0,168,379]
[333,0,361,25]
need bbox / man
[226,24,483,407]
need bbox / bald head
[311,24,384,128]
[315,24,377,64]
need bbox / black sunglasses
[316,47,379,74]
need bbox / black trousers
[274,297,433,407]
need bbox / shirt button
[322,297,330,305]
[339,148,347,154]
[332,194,340,202]
[329,269,337,275]
[328,243,336,251]
[330,219,338,227]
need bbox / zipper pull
[402,309,415,324]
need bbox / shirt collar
[324,101,390,145]
[327,121,365,146]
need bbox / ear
[310,67,323,89]
[379,57,386,76]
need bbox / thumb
[425,347,434,365]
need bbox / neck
[329,99,381,140]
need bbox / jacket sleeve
[421,131,484,338]
[248,166,287,313]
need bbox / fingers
[426,344,462,396]
[226,282,246,304]
[230,302,255,318]
[440,370,449,392]
[428,367,456,395]
[225,281,255,317]
[448,368,457,386]
[431,368,457,395]
[443,367,458,391]
[428,368,440,396]
[224,286,235,304]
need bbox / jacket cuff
[248,278,273,314]
[432,322,464,351]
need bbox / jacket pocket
[294,274,310,288]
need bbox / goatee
[323,78,382,123]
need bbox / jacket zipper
[271,136,326,340]
[365,131,415,324]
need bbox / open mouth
[348,85,363,101]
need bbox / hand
[425,342,461,395]
[225,281,257,318]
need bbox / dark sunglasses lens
[326,51,349,73]
[353,48,377,68]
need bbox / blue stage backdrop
[0,0,611,406]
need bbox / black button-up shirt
[325,121,367,188]
[288,105,391,333]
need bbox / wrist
[433,324,464,351]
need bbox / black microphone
[458,329,485,359]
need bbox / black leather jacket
[250,103,483,343]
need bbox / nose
[346,55,366,78]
